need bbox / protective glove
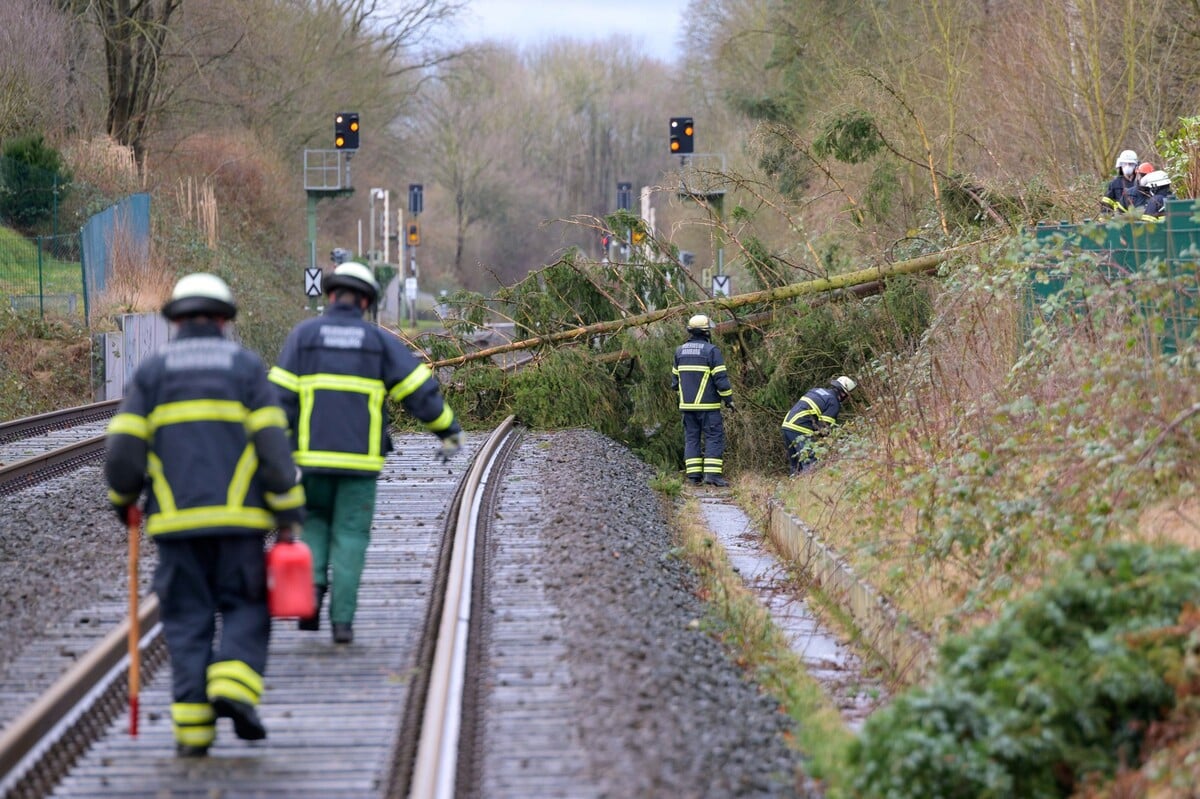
[437,431,464,463]
[112,503,133,525]
[723,398,735,411]
[276,525,299,544]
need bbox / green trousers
[300,473,377,625]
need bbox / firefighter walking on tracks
[269,262,463,646]
[671,314,734,486]
[104,273,306,757]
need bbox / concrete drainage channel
[695,493,933,731]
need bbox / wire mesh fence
[0,231,85,320]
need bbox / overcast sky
[455,0,692,63]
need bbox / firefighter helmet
[1115,149,1138,168]
[686,314,712,336]
[831,376,856,395]
[161,273,237,320]
[1137,162,1155,176]
[324,261,380,302]
[1141,170,1171,189]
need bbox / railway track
[0,417,521,799]
[0,401,116,496]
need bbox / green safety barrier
[1027,198,1200,353]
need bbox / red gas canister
[266,540,315,618]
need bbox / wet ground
[694,492,887,731]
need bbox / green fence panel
[0,230,84,320]
[1027,201,1200,352]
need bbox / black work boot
[212,697,267,741]
[298,584,326,631]
[703,474,729,487]
[332,623,354,644]
[176,744,209,758]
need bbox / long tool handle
[127,506,142,737]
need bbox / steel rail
[408,415,518,799]
[0,401,119,445]
[0,598,164,798]
[0,436,106,496]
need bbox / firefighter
[671,313,734,486]
[1102,149,1140,212]
[269,262,463,645]
[782,376,856,475]
[104,273,306,758]
[1139,170,1176,218]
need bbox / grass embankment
[729,235,1200,796]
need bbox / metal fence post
[36,236,45,319]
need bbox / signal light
[335,112,359,150]
[406,221,420,247]
[669,116,694,155]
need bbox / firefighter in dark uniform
[782,376,855,475]
[269,262,463,645]
[671,313,734,486]
[104,273,306,757]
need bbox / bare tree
[0,0,81,141]
[86,0,182,169]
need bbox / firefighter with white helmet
[671,313,734,486]
[1103,149,1140,212]
[105,272,306,756]
[781,376,856,475]
[1139,169,1175,218]
[269,261,462,645]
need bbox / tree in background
[0,1,81,143]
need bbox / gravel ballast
[0,431,813,796]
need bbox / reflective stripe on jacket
[104,325,305,538]
[269,302,460,476]
[781,387,841,435]
[671,335,733,411]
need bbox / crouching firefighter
[781,376,856,475]
[104,273,306,757]
[671,314,734,486]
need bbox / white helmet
[324,261,380,302]
[687,314,712,331]
[832,376,856,395]
[161,273,237,320]
[1141,169,1171,189]
[1115,149,1138,168]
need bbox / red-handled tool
[127,506,143,737]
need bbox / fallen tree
[428,244,976,369]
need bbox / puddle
[696,496,886,731]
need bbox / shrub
[849,543,1200,798]
[0,134,70,231]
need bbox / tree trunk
[95,0,181,171]
[430,245,970,368]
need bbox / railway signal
[335,112,359,150]
[406,221,420,247]
[409,183,423,215]
[669,117,694,155]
